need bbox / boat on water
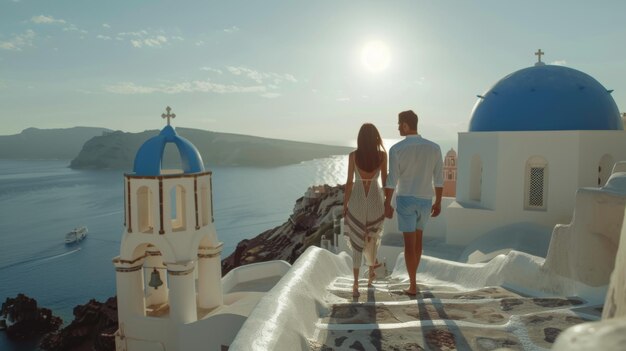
[65,226,88,244]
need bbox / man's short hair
[399,110,418,130]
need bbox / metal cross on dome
[161,106,176,125]
[535,49,544,63]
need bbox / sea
[0,157,348,350]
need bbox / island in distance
[0,127,352,169]
[0,127,112,160]
[69,127,353,169]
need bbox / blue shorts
[396,196,432,232]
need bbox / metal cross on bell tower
[161,106,176,125]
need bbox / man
[384,110,443,295]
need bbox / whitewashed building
[446,55,626,245]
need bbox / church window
[524,156,548,210]
[470,155,482,202]
[598,154,614,187]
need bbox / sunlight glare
[361,41,391,73]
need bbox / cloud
[31,15,66,25]
[102,23,111,29]
[104,80,267,95]
[550,60,567,66]
[224,26,240,33]
[117,31,147,37]
[105,65,295,98]
[130,35,167,48]
[261,92,281,99]
[0,30,35,51]
[336,97,351,102]
[195,40,205,46]
[226,66,297,84]
[62,24,88,34]
[119,30,173,48]
[97,35,112,40]
[201,67,223,74]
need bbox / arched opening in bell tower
[170,185,187,231]
[137,186,154,233]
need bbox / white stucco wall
[578,131,626,187]
[447,130,626,246]
[456,132,499,209]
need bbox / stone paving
[309,276,601,350]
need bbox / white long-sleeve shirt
[385,134,444,199]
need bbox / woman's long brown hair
[355,123,386,172]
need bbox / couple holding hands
[343,110,444,297]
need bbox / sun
[361,40,391,73]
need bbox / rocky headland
[70,127,351,170]
[0,127,111,160]
[222,184,344,274]
[40,297,118,351]
[1,293,62,341]
[0,126,351,168]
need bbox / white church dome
[469,64,623,132]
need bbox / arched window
[137,186,154,233]
[170,185,187,231]
[598,154,614,187]
[525,156,548,210]
[470,154,482,202]
[200,183,210,227]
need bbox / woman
[343,123,387,297]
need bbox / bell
[148,268,164,289]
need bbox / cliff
[0,127,111,160]
[222,184,344,274]
[40,297,118,351]
[70,127,352,170]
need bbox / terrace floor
[309,275,602,350]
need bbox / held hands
[431,201,441,217]
[384,202,394,219]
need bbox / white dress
[344,166,385,268]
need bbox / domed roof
[469,64,623,132]
[133,125,204,176]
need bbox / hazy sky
[2,0,626,150]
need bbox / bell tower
[113,107,223,350]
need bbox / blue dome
[133,125,204,176]
[469,65,623,132]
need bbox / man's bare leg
[403,232,418,295]
[414,230,423,292]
